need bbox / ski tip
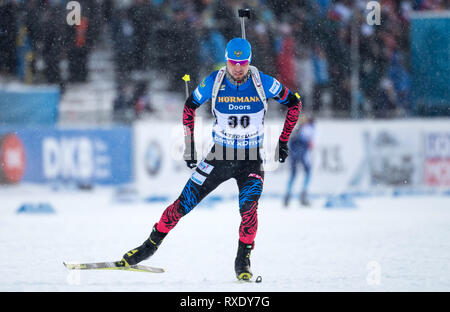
[63,262,85,270]
[255,275,262,283]
[63,262,77,269]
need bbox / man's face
[226,59,250,81]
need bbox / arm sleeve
[183,94,198,140]
[279,98,302,142]
[260,72,284,101]
[191,71,217,106]
[183,71,218,142]
[182,95,198,160]
[260,72,303,142]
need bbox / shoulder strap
[249,66,268,112]
[211,67,227,114]
[211,66,268,113]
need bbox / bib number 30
[228,115,250,128]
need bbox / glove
[183,138,197,169]
[185,158,197,169]
[277,139,289,163]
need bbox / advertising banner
[133,119,450,199]
[133,120,366,197]
[134,119,284,198]
[0,127,132,185]
[424,132,450,187]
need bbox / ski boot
[121,224,167,266]
[235,240,254,281]
[283,194,290,208]
[300,191,311,207]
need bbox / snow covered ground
[0,185,449,292]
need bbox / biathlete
[283,116,315,207]
[120,38,302,281]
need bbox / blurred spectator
[0,1,17,75]
[360,27,384,93]
[41,4,65,85]
[213,0,239,40]
[113,83,134,124]
[283,115,316,207]
[16,21,34,83]
[166,6,199,91]
[373,76,397,118]
[111,9,136,76]
[327,25,351,115]
[102,0,114,24]
[1,0,448,119]
[24,0,43,78]
[251,22,276,76]
[67,15,89,82]
[275,22,297,91]
[129,0,154,70]
[295,47,314,113]
[311,44,330,113]
[133,80,154,118]
[199,22,227,73]
[316,0,332,15]
[418,0,448,10]
[388,51,411,115]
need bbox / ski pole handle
[182,74,190,99]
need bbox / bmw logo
[145,141,162,176]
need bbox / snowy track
[1,187,449,291]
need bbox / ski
[63,261,165,273]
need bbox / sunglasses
[227,59,250,66]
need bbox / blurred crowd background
[0,0,449,122]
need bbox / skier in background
[283,115,315,207]
[120,38,302,281]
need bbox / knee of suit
[303,163,311,173]
[178,179,201,214]
[239,200,258,214]
[239,179,263,211]
[178,193,196,215]
[290,164,298,176]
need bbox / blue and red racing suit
[157,68,302,246]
